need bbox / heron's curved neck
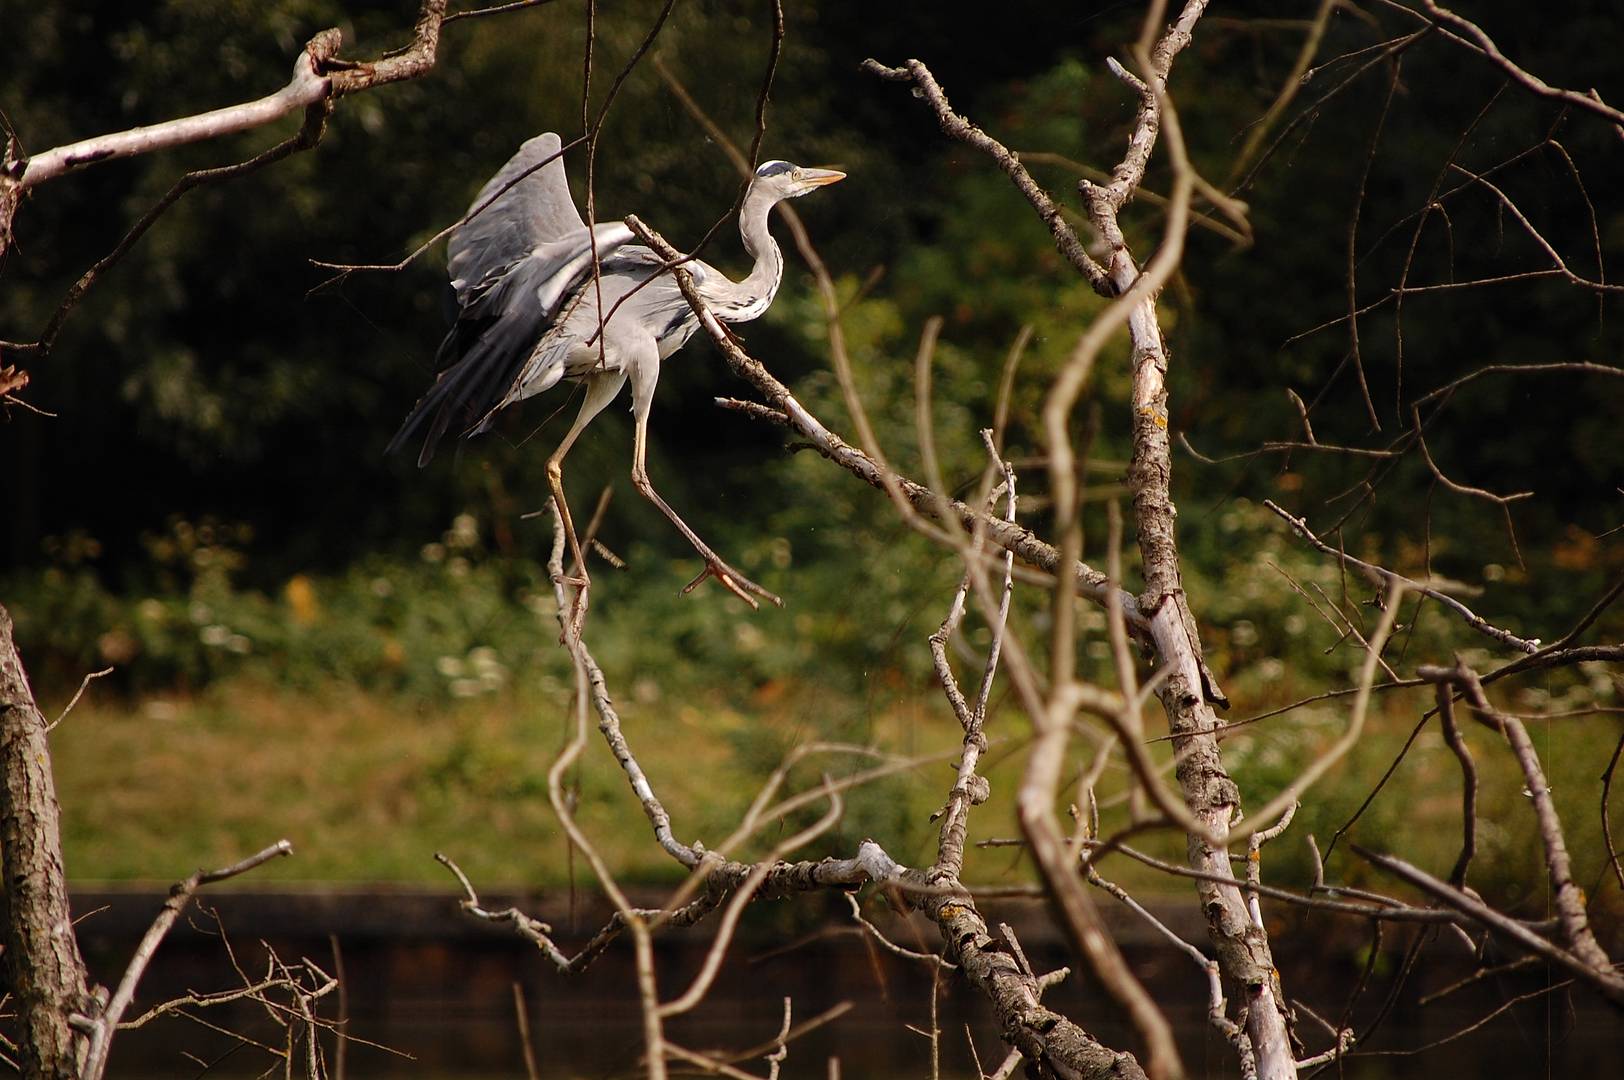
[709,186,783,323]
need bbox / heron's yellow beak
[801,168,846,187]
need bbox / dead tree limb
[622,81,1154,1073]
[860,60,1113,297]
[871,5,1298,1076]
[1418,1,1624,133]
[7,1,444,195]
[0,0,471,368]
[1042,4,1298,1075]
[1408,661,1624,1005]
[80,840,296,1079]
[622,215,1147,634]
[905,875,1147,1080]
[1353,844,1624,1005]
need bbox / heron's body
[389,134,841,607]
[491,239,728,409]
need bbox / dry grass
[46,671,1623,935]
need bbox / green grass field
[47,666,1624,940]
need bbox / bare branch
[1427,663,1618,974]
[1433,684,1478,889]
[720,1001,854,1068]
[1603,735,1624,897]
[82,839,295,1079]
[12,36,337,193]
[861,60,1113,296]
[620,214,1148,632]
[1409,360,1624,409]
[902,865,1151,1080]
[1085,861,1256,1077]
[7,100,333,361]
[436,849,721,975]
[843,893,953,970]
[1227,0,1340,184]
[1353,844,1624,1004]
[1419,1,1624,133]
[44,666,113,734]
[444,0,560,26]
[1263,499,1539,653]
[9,0,447,191]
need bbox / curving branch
[0,0,460,386]
[0,0,569,371]
[902,873,1147,1080]
[5,99,334,361]
[1085,860,1258,1079]
[621,214,1148,634]
[648,73,1161,1074]
[8,34,338,195]
[9,2,448,194]
[1417,662,1622,991]
[1419,1,1624,134]
[862,59,1114,297]
[80,840,296,1079]
[1353,844,1624,1005]
[1056,5,1301,1076]
[1263,499,1539,653]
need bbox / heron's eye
[791,167,804,181]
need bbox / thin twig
[45,667,113,733]
[82,840,294,1079]
[1264,499,1538,653]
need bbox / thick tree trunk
[1120,266,1297,1079]
[0,604,91,1078]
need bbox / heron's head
[751,159,846,201]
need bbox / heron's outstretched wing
[391,131,646,466]
[447,133,589,302]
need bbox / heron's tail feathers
[386,328,525,467]
[388,253,578,466]
[383,367,468,468]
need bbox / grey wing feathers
[447,133,587,302]
[388,232,639,466]
[390,133,642,467]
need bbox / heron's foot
[681,558,783,610]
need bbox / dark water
[69,887,1617,1078]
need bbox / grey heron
[388,133,843,608]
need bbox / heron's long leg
[628,374,783,610]
[549,369,627,596]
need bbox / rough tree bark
[868,4,1295,1074]
[911,870,1148,1080]
[0,605,91,1078]
[1124,285,1298,1078]
[1097,11,1301,1077]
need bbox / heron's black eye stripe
[755,160,793,178]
